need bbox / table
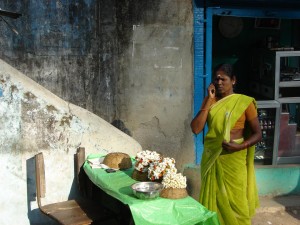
[83,154,220,225]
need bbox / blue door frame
[193,2,300,164]
[193,4,206,164]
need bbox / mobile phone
[105,168,116,173]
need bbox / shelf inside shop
[279,81,300,87]
[278,97,300,103]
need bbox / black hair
[214,63,234,79]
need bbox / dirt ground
[252,208,300,225]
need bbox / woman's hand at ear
[207,83,216,99]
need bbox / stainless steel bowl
[131,182,163,200]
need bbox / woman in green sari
[191,64,262,225]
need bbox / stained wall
[1,0,194,165]
[0,0,195,224]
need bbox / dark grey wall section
[0,0,117,122]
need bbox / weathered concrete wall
[115,0,195,169]
[0,0,195,168]
[0,0,118,122]
[0,59,142,225]
[0,0,196,223]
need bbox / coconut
[103,152,132,170]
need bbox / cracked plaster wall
[0,59,141,225]
[116,0,195,169]
[0,1,196,170]
[0,0,198,222]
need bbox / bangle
[243,141,250,149]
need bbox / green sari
[199,94,259,225]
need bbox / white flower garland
[162,172,187,189]
[148,157,177,181]
[133,150,187,189]
[134,150,162,172]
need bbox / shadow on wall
[111,119,132,136]
[292,173,300,194]
[26,154,81,225]
[26,156,56,225]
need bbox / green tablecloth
[83,154,220,225]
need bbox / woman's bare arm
[190,84,216,134]
[243,116,262,148]
[190,97,212,134]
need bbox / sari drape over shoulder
[199,94,259,225]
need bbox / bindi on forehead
[215,74,227,79]
[214,73,232,82]
[216,70,228,76]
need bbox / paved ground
[252,195,300,225]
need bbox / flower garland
[133,150,187,189]
[134,150,162,172]
[148,157,177,181]
[161,172,187,189]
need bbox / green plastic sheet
[83,154,220,225]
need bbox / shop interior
[211,15,300,165]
